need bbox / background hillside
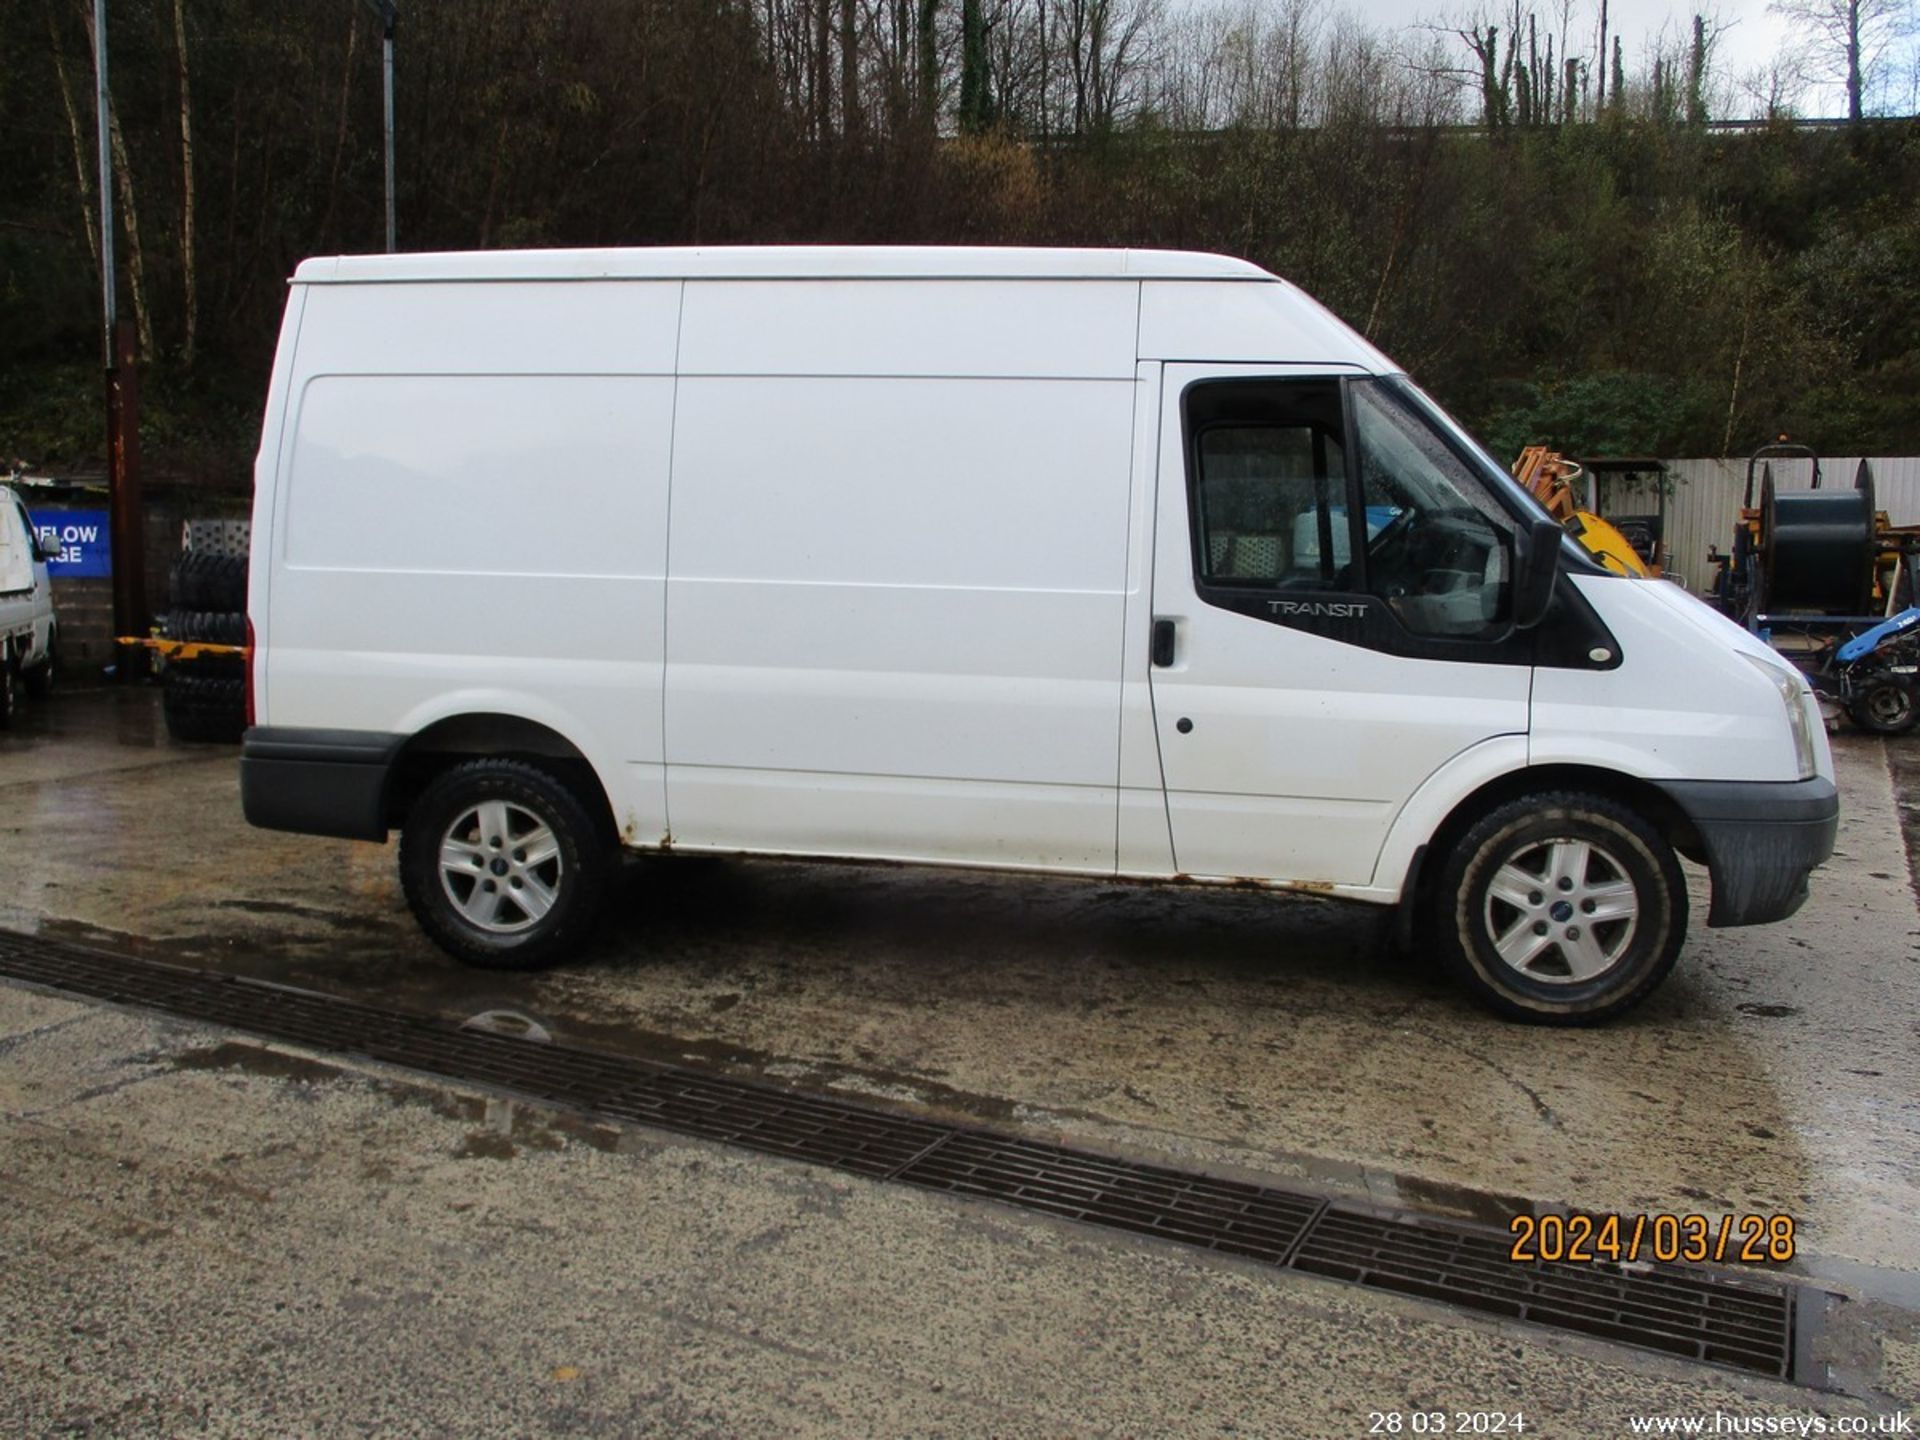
[3,0,1916,486]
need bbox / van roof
[291,246,1276,285]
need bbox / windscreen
[1386,376,1556,527]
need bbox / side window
[1351,380,1512,639]
[1185,377,1519,646]
[1190,380,1352,591]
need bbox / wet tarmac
[5,685,1920,1309]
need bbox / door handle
[1151,618,1177,667]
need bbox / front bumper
[240,727,404,842]
[1655,775,1839,927]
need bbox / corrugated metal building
[1582,457,1920,598]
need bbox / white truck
[0,483,58,725]
[239,247,1838,1022]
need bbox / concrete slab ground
[3,686,1919,1432]
[2,988,1909,1439]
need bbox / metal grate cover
[0,929,1806,1382]
[1293,1210,1792,1377]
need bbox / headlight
[1741,652,1817,780]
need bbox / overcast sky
[1353,0,1849,117]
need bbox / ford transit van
[240,247,1837,1022]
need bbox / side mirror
[1512,517,1562,631]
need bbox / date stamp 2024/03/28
[1508,1213,1796,1266]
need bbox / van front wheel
[400,759,611,969]
[1433,792,1686,1024]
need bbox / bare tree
[1060,0,1160,133]
[1685,13,1709,123]
[172,0,198,364]
[1769,0,1918,119]
[1739,52,1810,116]
[42,0,99,270]
[1456,17,1512,127]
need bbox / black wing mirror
[1512,518,1563,630]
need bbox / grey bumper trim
[1655,776,1839,928]
[240,727,404,842]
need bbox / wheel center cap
[490,857,510,877]
[1550,899,1574,923]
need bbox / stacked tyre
[163,550,247,744]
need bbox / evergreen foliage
[3,0,1915,484]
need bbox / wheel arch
[383,712,618,840]
[1389,759,1705,952]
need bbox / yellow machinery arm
[1511,445,1654,579]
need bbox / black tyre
[1432,792,1687,1024]
[22,629,53,699]
[0,661,14,728]
[1849,679,1918,736]
[168,551,248,611]
[163,669,245,744]
[168,608,246,647]
[399,759,611,970]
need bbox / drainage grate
[897,1132,1325,1265]
[1293,1210,1794,1377]
[0,929,1809,1382]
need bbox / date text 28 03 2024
[1367,1413,1529,1435]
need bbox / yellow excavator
[1511,446,1657,579]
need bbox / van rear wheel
[400,759,611,969]
[1433,792,1686,1024]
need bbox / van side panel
[266,280,680,838]
[247,285,309,725]
[1116,362,1177,876]
[678,279,1137,379]
[665,281,1139,870]
[1137,281,1397,371]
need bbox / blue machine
[1836,606,1920,665]
[1806,605,1920,734]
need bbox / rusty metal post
[94,0,115,362]
[357,0,400,251]
[382,7,397,252]
[106,317,148,677]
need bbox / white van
[240,247,1837,1022]
[0,483,58,724]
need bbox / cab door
[1146,366,1531,886]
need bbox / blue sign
[30,510,112,578]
